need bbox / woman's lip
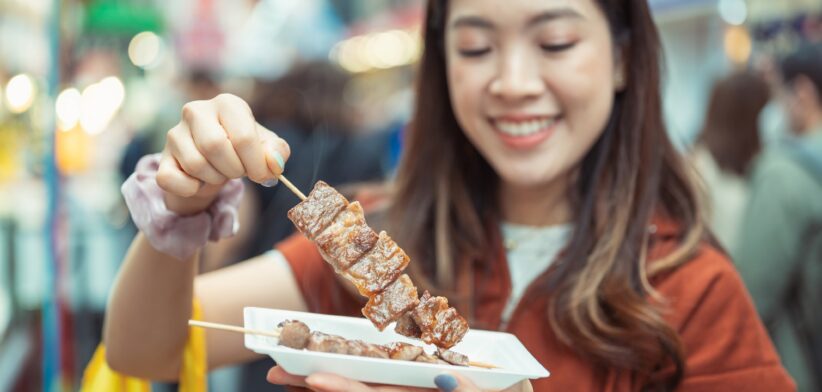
[492,114,557,122]
[491,119,559,150]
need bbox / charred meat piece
[315,202,379,271]
[277,320,311,349]
[385,342,424,361]
[362,274,419,330]
[306,331,348,354]
[436,348,469,366]
[428,308,469,350]
[415,352,449,365]
[411,291,448,334]
[412,292,469,349]
[345,231,410,296]
[346,340,389,358]
[287,181,348,239]
[394,312,422,339]
[414,352,439,364]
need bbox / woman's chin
[496,168,561,189]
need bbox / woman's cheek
[448,70,477,129]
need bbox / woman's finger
[305,372,431,392]
[258,124,291,177]
[266,366,309,388]
[305,372,376,392]
[156,150,202,198]
[213,94,269,183]
[183,100,245,179]
[435,372,531,392]
[167,123,227,185]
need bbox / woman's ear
[614,66,627,91]
[614,46,628,92]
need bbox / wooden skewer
[189,320,281,339]
[277,174,306,201]
[467,360,497,369]
[188,319,498,369]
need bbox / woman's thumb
[258,125,290,176]
[434,373,481,392]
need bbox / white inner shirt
[499,223,573,324]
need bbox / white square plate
[243,307,550,390]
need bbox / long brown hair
[389,0,704,389]
[698,71,769,176]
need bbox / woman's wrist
[121,153,244,260]
[163,183,224,216]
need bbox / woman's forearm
[103,233,198,380]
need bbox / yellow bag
[80,301,208,392]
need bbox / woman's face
[445,0,620,188]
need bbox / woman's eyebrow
[449,8,584,30]
[450,15,494,30]
[527,8,585,27]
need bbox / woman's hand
[266,365,533,392]
[157,93,290,215]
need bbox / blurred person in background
[735,43,822,392]
[691,71,770,251]
[94,0,795,391]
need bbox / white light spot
[5,74,36,114]
[128,31,163,68]
[718,0,747,26]
[56,88,81,130]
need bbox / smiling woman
[102,0,795,391]
[387,0,794,390]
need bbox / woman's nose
[489,48,544,101]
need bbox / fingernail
[262,179,278,187]
[434,374,458,392]
[271,150,285,172]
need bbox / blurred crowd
[0,0,821,391]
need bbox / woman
[103,0,795,390]
[691,71,770,251]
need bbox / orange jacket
[277,218,794,391]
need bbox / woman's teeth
[494,118,556,137]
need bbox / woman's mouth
[490,116,560,150]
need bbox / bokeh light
[331,30,422,74]
[5,74,36,114]
[78,76,125,135]
[55,88,81,131]
[98,76,126,110]
[718,0,747,26]
[724,26,752,64]
[128,31,162,68]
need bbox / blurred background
[0,0,821,391]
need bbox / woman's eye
[458,48,491,57]
[540,42,576,53]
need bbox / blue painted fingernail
[271,150,285,172]
[262,179,278,187]
[434,374,458,392]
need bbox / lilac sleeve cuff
[121,153,244,260]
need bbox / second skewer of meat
[278,320,469,366]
